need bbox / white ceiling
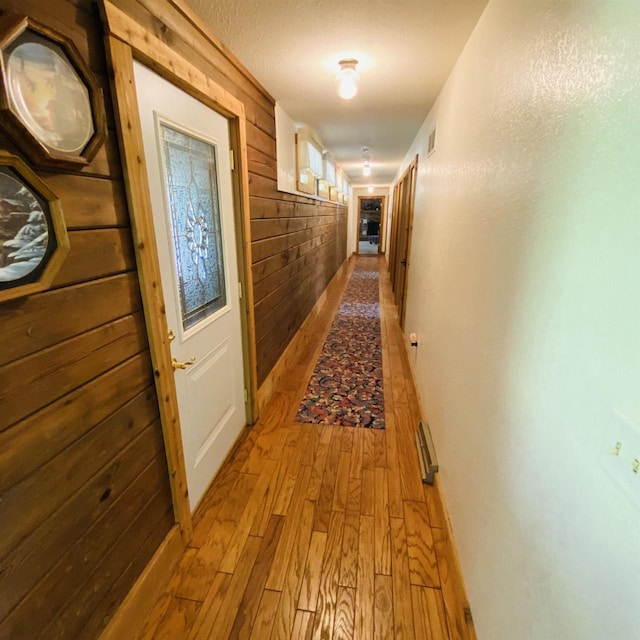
[189,0,488,186]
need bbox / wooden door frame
[389,155,418,327]
[388,181,401,285]
[100,0,258,542]
[355,195,386,255]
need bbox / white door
[134,62,246,512]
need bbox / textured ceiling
[188,0,488,186]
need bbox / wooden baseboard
[399,337,477,640]
[433,476,477,640]
[257,255,354,412]
[99,524,185,640]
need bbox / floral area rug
[295,255,385,429]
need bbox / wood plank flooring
[136,256,472,640]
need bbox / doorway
[388,156,418,328]
[357,195,386,255]
[134,62,248,512]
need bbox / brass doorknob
[172,356,196,370]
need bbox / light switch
[600,410,640,511]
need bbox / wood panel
[0,273,142,367]
[0,1,173,638]
[0,311,147,429]
[107,0,275,132]
[40,173,129,228]
[0,384,159,560]
[2,455,169,638]
[0,352,153,491]
[0,422,167,626]
[1,0,349,634]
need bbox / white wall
[274,103,298,193]
[394,1,640,638]
[351,187,391,256]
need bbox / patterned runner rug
[295,255,385,429]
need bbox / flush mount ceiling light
[336,59,359,100]
[362,146,371,176]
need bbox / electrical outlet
[600,410,640,511]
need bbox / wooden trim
[399,156,419,328]
[102,35,192,540]
[101,0,260,531]
[0,13,107,170]
[400,337,477,640]
[389,155,418,327]
[256,254,353,412]
[98,524,185,640]
[379,194,387,253]
[355,195,386,256]
[433,476,478,640]
[166,0,275,105]
[101,2,245,119]
[229,115,259,422]
[388,182,400,282]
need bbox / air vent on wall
[427,127,436,156]
[416,421,439,484]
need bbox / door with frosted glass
[134,62,246,511]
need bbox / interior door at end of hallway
[133,61,247,512]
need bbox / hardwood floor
[135,256,474,640]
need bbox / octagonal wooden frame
[0,150,69,302]
[0,12,106,169]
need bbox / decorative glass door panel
[159,123,226,331]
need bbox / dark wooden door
[390,156,418,327]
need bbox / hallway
[135,256,472,639]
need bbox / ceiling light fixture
[336,59,359,100]
[361,146,371,176]
[368,185,374,193]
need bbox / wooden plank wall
[107,0,349,385]
[0,1,174,638]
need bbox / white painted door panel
[134,62,246,511]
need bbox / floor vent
[416,421,439,485]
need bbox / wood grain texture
[412,586,450,640]
[404,501,440,588]
[333,586,356,640]
[105,0,346,389]
[298,531,328,612]
[390,517,416,640]
[228,514,285,638]
[191,536,262,640]
[354,515,375,640]
[131,257,477,640]
[292,609,315,640]
[374,574,395,639]
[103,524,184,640]
[270,499,315,638]
[249,590,280,639]
[374,467,392,576]
[0,273,142,368]
[339,512,360,589]
[0,312,147,429]
[0,7,173,633]
[104,32,191,539]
